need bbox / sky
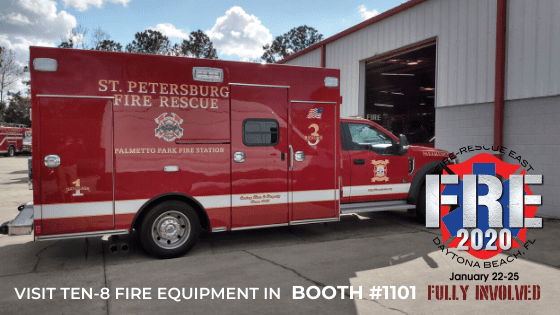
[1,0,406,93]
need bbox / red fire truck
[0,123,31,156]
[0,47,452,258]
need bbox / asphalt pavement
[1,156,559,314]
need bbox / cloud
[61,0,131,12]
[0,0,77,96]
[206,6,272,61]
[5,13,31,25]
[0,34,56,95]
[1,0,77,42]
[359,5,379,20]
[149,23,189,40]
[0,35,55,60]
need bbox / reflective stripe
[344,183,411,197]
[34,205,42,220]
[293,189,337,203]
[0,137,23,146]
[42,202,113,219]
[115,199,148,214]
[197,195,231,209]
[39,189,340,219]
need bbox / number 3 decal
[306,123,323,146]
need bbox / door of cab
[341,122,409,203]
[230,85,289,228]
[39,96,114,235]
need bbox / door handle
[44,155,61,168]
[353,159,365,165]
[233,152,245,163]
[289,145,293,171]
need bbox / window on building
[243,119,279,146]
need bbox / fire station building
[279,0,560,218]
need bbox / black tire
[139,201,200,259]
[416,184,426,224]
[7,146,15,157]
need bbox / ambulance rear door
[38,96,114,235]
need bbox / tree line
[58,24,323,62]
[0,25,323,126]
[59,26,219,59]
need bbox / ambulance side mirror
[397,134,409,155]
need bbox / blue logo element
[441,163,525,249]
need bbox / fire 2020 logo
[425,153,542,259]
[154,112,184,142]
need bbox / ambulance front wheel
[139,201,201,259]
[7,146,15,157]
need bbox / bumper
[0,203,34,236]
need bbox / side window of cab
[341,122,395,155]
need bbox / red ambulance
[0,47,451,258]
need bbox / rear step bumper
[0,202,34,236]
[340,200,415,215]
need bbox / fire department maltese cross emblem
[371,159,389,182]
[154,112,184,142]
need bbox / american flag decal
[307,107,323,119]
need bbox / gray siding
[284,47,321,68]
[506,0,560,100]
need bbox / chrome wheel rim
[151,210,191,249]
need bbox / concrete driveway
[1,156,559,314]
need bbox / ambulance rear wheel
[416,184,426,224]
[140,201,200,258]
[7,146,15,157]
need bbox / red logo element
[439,154,538,259]
[154,112,184,142]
